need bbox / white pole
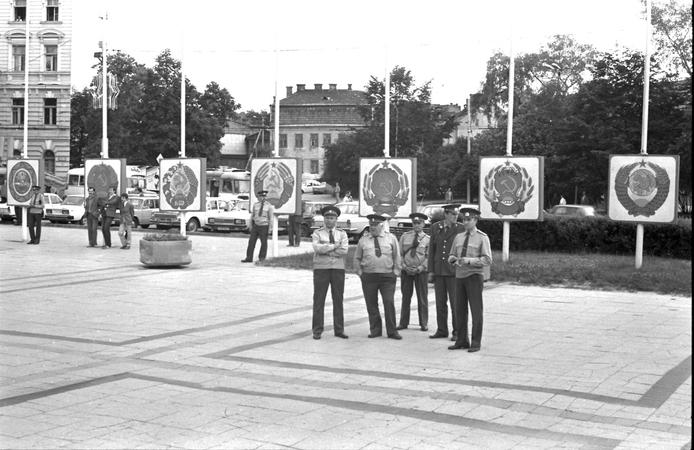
[179,25,186,237]
[271,30,280,258]
[384,43,390,158]
[635,0,651,270]
[101,0,108,159]
[21,0,29,240]
[466,95,472,204]
[502,29,515,263]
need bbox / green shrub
[142,230,189,241]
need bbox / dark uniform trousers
[245,225,269,261]
[360,272,397,336]
[399,270,428,327]
[434,275,457,336]
[312,269,345,335]
[87,215,99,246]
[27,212,42,243]
[454,274,484,348]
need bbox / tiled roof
[281,89,369,106]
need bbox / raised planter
[139,239,192,267]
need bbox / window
[45,45,58,71]
[323,133,332,146]
[13,45,25,72]
[310,134,318,148]
[46,0,59,21]
[43,151,55,174]
[310,160,319,174]
[279,134,287,148]
[44,98,57,125]
[295,134,303,148]
[12,99,24,125]
[14,0,26,21]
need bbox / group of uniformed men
[309,201,493,352]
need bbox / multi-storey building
[0,0,71,185]
[271,83,368,177]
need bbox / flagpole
[635,0,651,269]
[502,27,515,263]
[21,0,29,241]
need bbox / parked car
[150,197,232,232]
[545,205,596,217]
[206,200,251,233]
[277,201,334,237]
[392,203,478,238]
[46,195,86,225]
[0,193,62,222]
[113,195,160,228]
[301,180,327,194]
[310,201,382,242]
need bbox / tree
[647,0,692,77]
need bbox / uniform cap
[320,205,341,217]
[32,185,41,189]
[366,213,387,223]
[459,207,481,217]
[257,190,268,196]
[442,204,461,211]
[409,212,427,222]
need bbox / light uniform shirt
[354,232,402,276]
[399,230,429,273]
[312,226,349,270]
[450,228,492,279]
[251,201,274,227]
[29,194,45,214]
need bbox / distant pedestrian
[397,212,429,332]
[26,185,45,245]
[311,205,349,340]
[342,191,353,202]
[354,213,402,340]
[444,188,453,203]
[559,195,567,205]
[84,187,100,247]
[118,193,135,250]
[580,191,590,205]
[447,208,492,353]
[287,201,304,247]
[334,182,341,203]
[100,187,120,249]
[242,190,274,263]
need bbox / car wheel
[78,217,86,226]
[301,224,310,237]
[132,217,140,229]
[140,224,150,229]
[186,218,200,232]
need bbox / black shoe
[88,245,96,247]
[420,326,428,332]
[241,259,252,263]
[313,334,321,340]
[468,347,480,353]
[120,246,127,249]
[388,334,402,340]
[27,241,34,245]
[287,244,294,247]
[334,332,349,339]
[429,332,448,339]
[396,325,407,330]
[367,333,382,338]
[102,245,110,249]
[451,336,458,342]
[448,342,470,350]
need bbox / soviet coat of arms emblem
[362,160,409,215]
[254,162,294,209]
[483,161,534,217]
[614,160,669,217]
[162,162,199,209]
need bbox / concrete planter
[139,239,192,267]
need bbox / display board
[359,158,416,218]
[159,158,207,212]
[85,159,126,200]
[6,159,42,206]
[250,158,301,214]
[479,156,544,221]
[607,155,679,224]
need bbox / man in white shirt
[26,185,45,245]
[242,190,274,262]
[397,212,430,332]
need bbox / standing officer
[26,185,45,245]
[427,203,464,340]
[397,212,429,331]
[311,205,349,340]
[84,187,100,247]
[287,200,305,247]
[242,190,274,262]
[354,213,402,340]
[118,193,135,250]
[448,208,492,352]
[100,187,119,249]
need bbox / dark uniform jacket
[427,220,465,277]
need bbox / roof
[281,89,369,107]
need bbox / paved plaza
[0,224,691,449]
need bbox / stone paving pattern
[0,226,691,449]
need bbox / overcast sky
[71,0,651,112]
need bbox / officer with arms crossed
[447,208,492,352]
[311,205,349,340]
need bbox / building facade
[0,0,71,185]
[271,83,368,177]
[438,103,498,145]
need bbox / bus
[64,165,149,198]
[206,168,250,202]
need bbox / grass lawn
[258,248,692,297]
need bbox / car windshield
[234,201,249,211]
[337,203,358,214]
[62,196,83,206]
[130,198,144,208]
